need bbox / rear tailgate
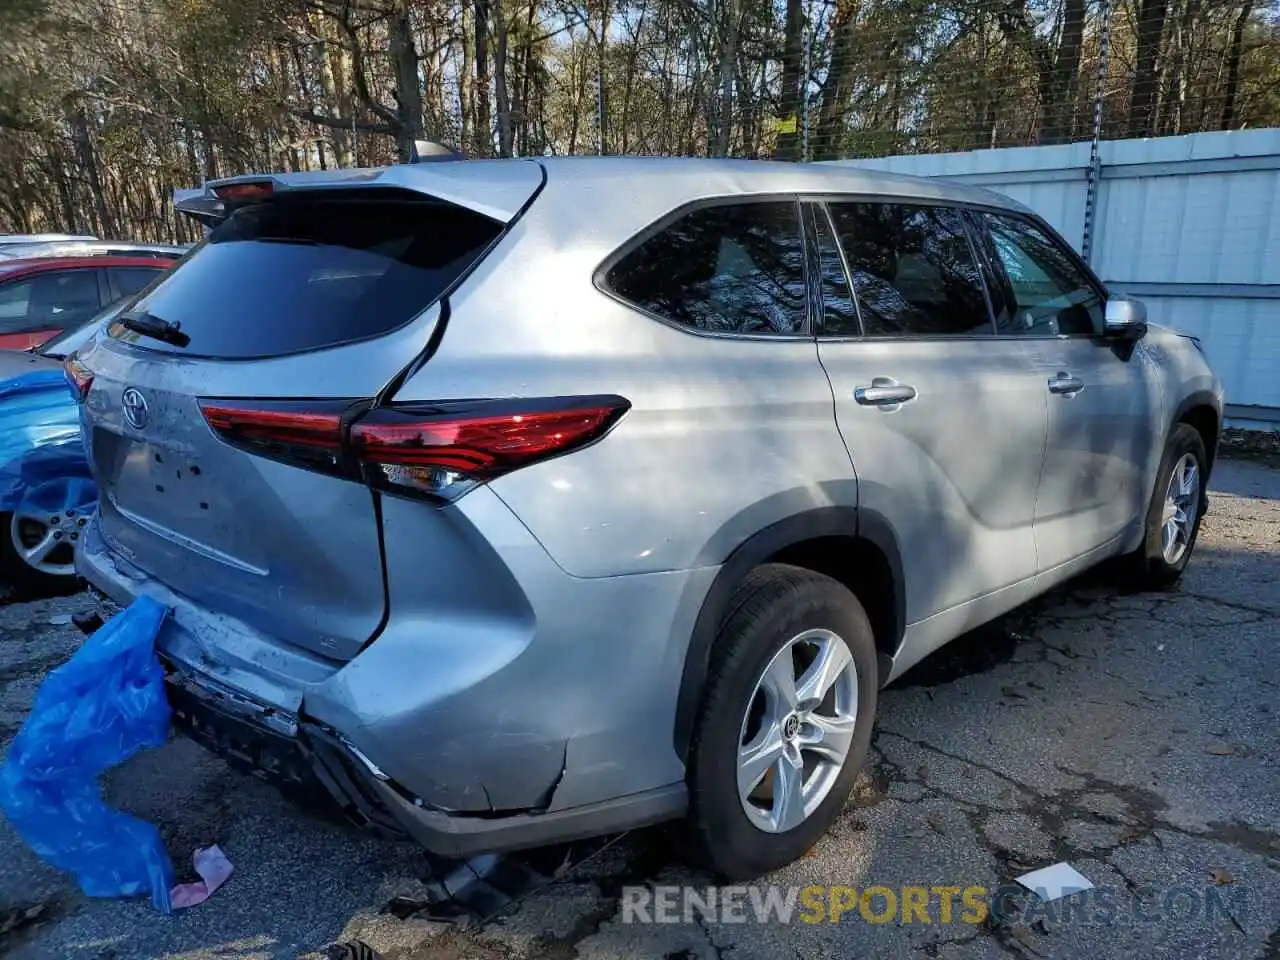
[76,162,542,661]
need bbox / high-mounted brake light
[213,181,274,202]
[65,357,93,401]
[199,396,631,501]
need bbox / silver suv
[71,158,1222,879]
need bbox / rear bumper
[77,509,696,856]
[164,650,685,858]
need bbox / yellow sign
[774,116,798,135]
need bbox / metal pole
[802,5,811,162]
[597,20,606,156]
[1082,0,1113,265]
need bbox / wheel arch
[672,506,905,762]
[1171,390,1222,478]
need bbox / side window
[827,202,992,337]
[806,204,860,336]
[0,271,102,333]
[604,201,808,335]
[979,213,1103,336]
[0,279,33,329]
[110,267,165,299]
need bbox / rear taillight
[199,396,630,501]
[65,357,93,400]
[351,396,631,498]
[198,399,353,476]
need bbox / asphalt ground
[0,456,1276,960]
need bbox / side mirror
[1104,295,1148,341]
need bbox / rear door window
[109,189,504,358]
[109,267,166,300]
[603,200,809,336]
[826,202,992,337]
[0,269,103,334]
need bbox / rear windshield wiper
[119,311,191,348]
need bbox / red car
[0,256,173,351]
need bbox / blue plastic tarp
[0,370,92,514]
[0,597,176,912]
[0,440,96,514]
[0,370,81,462]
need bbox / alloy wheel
[736,628,859,834]
[1160,452,1200,565]
[9,506,86,578]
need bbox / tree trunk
[460,2,473,152]
[51,160,79,233]
[1128,0,1170,137]
[200,124,219,179]
[318,14,353,166]
[773,0,805,160]
[1161,0,1201,135]
[711,0,740,156]
[1042,0,1086,144]
[1219,0,1254,129]
[474,0,493,155]
[620,0,648,153]
[519,0,536,154]
[70,106,114,237]
[813,0,861,161]
[495,0,514,156]
[389,2,423,161]
[567,27,585,155]
[596,0,610,154]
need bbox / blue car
[0,308,108,594]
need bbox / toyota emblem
[121,387,150,430]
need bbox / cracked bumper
[79,489,701,837]
[166,654,687,857]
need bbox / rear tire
[686,564,878,880]
[1119,423,1208,590]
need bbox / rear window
[109,189,503,358]
[602,200,808,336]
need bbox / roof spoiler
[173,186,226,230]
[409,140,465,163]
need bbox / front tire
[686,564,878,880]
[1120,423,1208,590]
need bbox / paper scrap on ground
[1015,862,1094,901]
[170,846,234,909]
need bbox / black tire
[686,563,878,880]
[1119,423,1209,590]
[0,510,81,599]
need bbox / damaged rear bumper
[165,656,686,858]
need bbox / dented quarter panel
[304,486,705,812]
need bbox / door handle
[1047,372,1084,396]
[854,378,918,407]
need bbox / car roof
[534,156,1031,213]
[201,156,1031,227]
[0,255,175,278]
[0,233,98,244]
[0,240,187,261]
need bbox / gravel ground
[0,457,1276,960]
